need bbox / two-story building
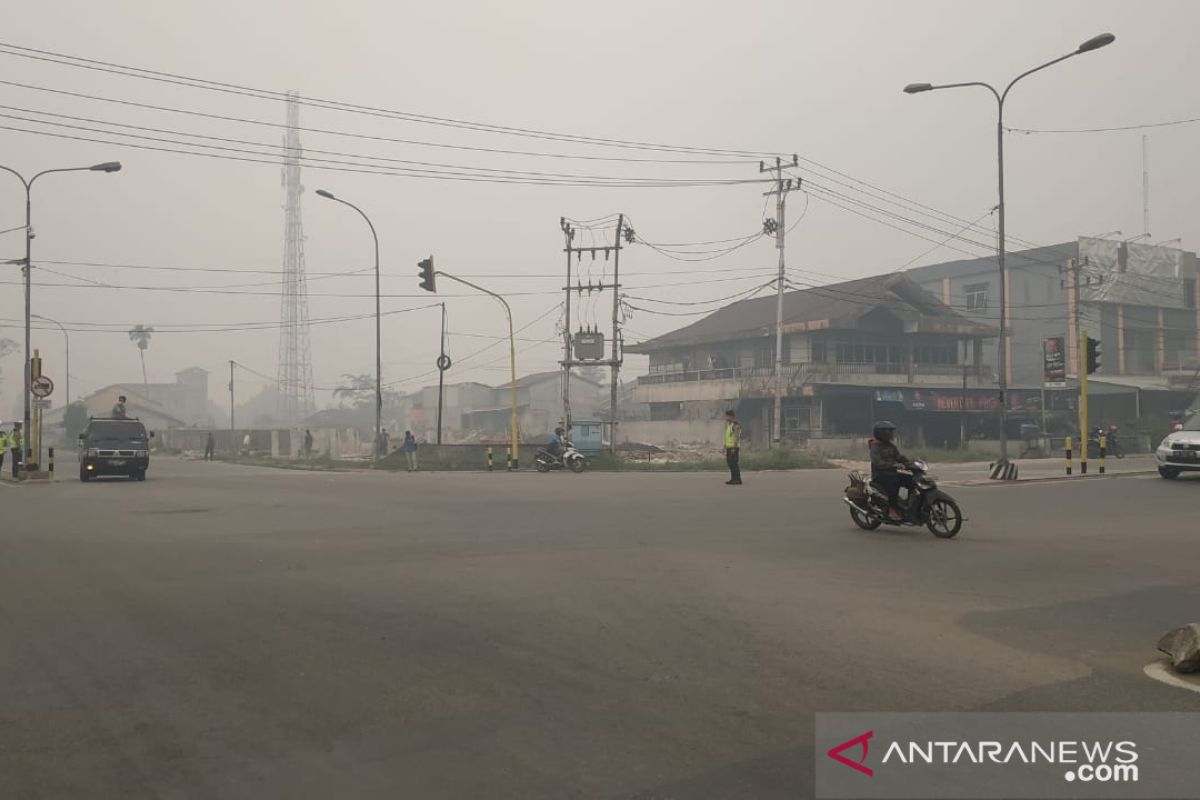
[906,236,1200,431]
[627,273,998,448]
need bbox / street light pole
[315,189,383,461]
[904,33,1114,475]
[1,161,121,472]
[32,314,69,406]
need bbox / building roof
[628,273,996,352]
[500,370,604,390]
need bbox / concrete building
[906,236,1200,432]
[627,273,996,448]
[405,371,605,442]
[43,368,215,433]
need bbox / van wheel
[79,469,90,482]
[132,469,146,481]
[1159,467,1180,480]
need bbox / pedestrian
[0,427,7,474]
[378,429,390,456]
[204,431,215,461]
[304,429,314,458]
[241,432,251,456]
[403,430,418,472]
[9,422,23,479]
[112,395,128,418]
[723,409,742,485]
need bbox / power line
[0,80,757,166]
[0,116,770,188]
[0,42,786,159]
[0,105,763,184]
[1007,117,1200,134]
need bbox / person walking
[723,409,742,485]
[403,430,418,472]
[204,431,215,461]
[303,429,314,458]
[9,422,23,479]
[0,428,8,475]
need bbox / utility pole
[759,156,800,446]
[560,218,575,440]
[436,302,448,445]
[228,360,235,450]
[610,214,624,455]
[1063,256,1096,472]
[1142,135,1151,239]
[559,216,627,454]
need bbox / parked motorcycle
[843,460,964,538]
[535,443,587,473]
[1087,425,1125,459]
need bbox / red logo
[827,730,874,777]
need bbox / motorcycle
[535,443,587,473]
[843,460,964,538]
[1087,425,1124,459]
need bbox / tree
[332,373,404,410]
[128,325,154,391]
[0,337,16,381]
[64,401,89,443]
[333,373,376,409]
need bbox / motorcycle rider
[869,420,916,522]
[546,426,566,464]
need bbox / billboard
[1043,337,1067,387]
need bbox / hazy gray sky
[2,0,1197,416]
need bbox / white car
[1156,417,1200,479]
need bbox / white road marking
[1143,660,1200,694]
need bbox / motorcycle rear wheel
[926,497,963,538]
[535,460,550,473]
[849,506,882,530]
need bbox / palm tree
[128,325,154,392]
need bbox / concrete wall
[619,420,723,446]
[160,427,365,459]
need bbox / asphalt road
[2,456,1198,799]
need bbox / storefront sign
[1043,337,1067,387]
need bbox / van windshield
[88,422,148,442]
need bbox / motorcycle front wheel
[568,457,586,473]
[926,495,963,538]
[849,506,882,530]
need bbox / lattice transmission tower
[277,91,315,423]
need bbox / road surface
[2,457,1197,799]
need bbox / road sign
[31,375,54,398]
[32,398,51,410]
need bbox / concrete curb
[949,469,1158,487]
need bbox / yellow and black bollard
[48,446,54,478]
[506,448,512,471]
[1064,436,1072,476]
[1099,434,1107,474]
[487,447,493,472]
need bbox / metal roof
[627,273,996,352]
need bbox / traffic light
[418,256,436,292]
[1086,336,1102,374]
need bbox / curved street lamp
[904,34,1114,474]
[0,161,122,473]
[315,189,383,460]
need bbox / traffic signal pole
[420,262,519,469]
[1080,331,1090,474]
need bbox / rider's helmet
[555,426,565,436]
[872,420,896,443]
